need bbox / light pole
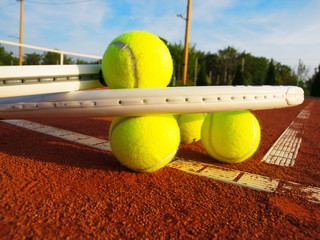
[178,0,191,86]
[18,0,23,65]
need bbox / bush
[310,65,320,97]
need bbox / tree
[186,45,205,86]
[265,59,279,85]
[297,60,308,83]
[42,51,74,65]
[233,64,245,85]
[204,53,220,85]
[23,52,42,65]
[218,46,239,85]
[310,65,320,97]
[166,43,298,87]
[232,58,247,85]
[197,63,210,86]
[0,45,19,65]
[296,60,310,95]
[167,42,184,84]
[242,54,268,85]
[42,51,60,64]
[63,55,74,64]
[167,42,204,86]
[76,59,90,64]
[279,65,297,86]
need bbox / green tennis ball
[201,111,261,163]
[109,115,180,172]
[101,31,173,89]
[176,113,207,144]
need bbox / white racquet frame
[0,65,304,119]
[0,64,104,98]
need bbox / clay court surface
[0,98,319,239]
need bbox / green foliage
[197,63,210,86]
[265,59,279,85]
[167,42,184,85]
[217,46,238,85]
[187,45,205,85]
[41,51,60,65]
[243,55,268,85]
[0,45,19,65]
[23,52,42,65]
[232,61,247,85]
[41,52,73,65]
[167,42,204,86]
[0,46,81,65]
[278,65,297,86]
[76,59,90,64]
[63,55,74,64]
[166,42,299,87]
[203,53,220,84]
[310,65,320,97]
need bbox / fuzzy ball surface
[176,113,207,144]
[101,31,173,89]
[201,111,261,163]
[109,115,180,172]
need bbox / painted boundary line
[167,158,320,203]
[262,102,313,167]
[1,119,319,203]
[167,158,279,192]
[1,119,111,151]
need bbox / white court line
[167,158,319,202]
[1,119,111,151]
[1,119,319,203]
[168,158,279,193]
[262,103,313,167]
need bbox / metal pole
[297,59,301,86]
[18,0,23,65]
[182,0,191,86]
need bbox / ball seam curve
[208,112,257,162]
[112,41,138,88]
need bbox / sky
[0,0,319,76]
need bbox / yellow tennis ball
[101,31,173,89]
[109,115,180,172]
[176,113,207,144]
[201,111,261,163]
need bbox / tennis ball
[109,115,180,172]
[201,111,261,163]
[101,31,173,89]
[176,113,207,144]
